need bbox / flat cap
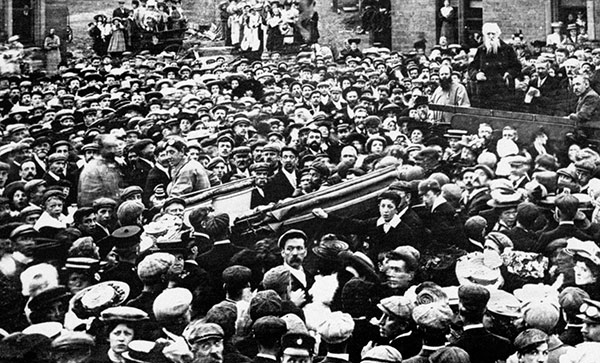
[92,197,118,210]
[317,311,355,344]
[412,302,454,330]
[100,306,148,322]
[361,345,403,363]
[418,179,441,195]
[250,289,283,321]
[281,332,315,356]
[111,225,141,249]
[559,287,590,315]
[377,296,414,320]
[184,321,224,344]
[47,153,68,164]
[487,289,521,318]
[51,331,95,349]
[513,328,548,353]
[153,287,193,321]
[458,284,490,313]
[137,252,175,282]
[278,229,307,249]
[253,316,287,340]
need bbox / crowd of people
[1,14,600,363]
[218,0,320,55]
[88,0,187,56]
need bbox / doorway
[12,0,34,45]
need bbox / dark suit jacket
[196,241,244,307]
[537,223,592,254]
[569,87,600,124]
[127,159,153,189]
[503,226,538,252]
[452,326,515,363]
[250,187,269,209]
[144,166,170,203]
[464,188,491,216]
[252,357,278,363]
[267,168,300,203]
[389,331,422,360]
[326,214,417,263]
[426,201,467,248]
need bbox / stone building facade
[1,0,68,46]
[391,0,600,51]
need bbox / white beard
[485,37,500,54]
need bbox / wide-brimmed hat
[71,281,130,319]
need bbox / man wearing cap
[184,321,225,363]
[250,162,272,208]
[452,284,515,363]
[230,146,253,179]
[268,146,300,202]
[253,316,287,363]
[512,329,549,363]
[127,139,155,189]
[406,302,454,363]
[280,332,316,363]
[317,311,355,363]
[367,295,421,359]
[278,229,314,306]
[100,226,144,298]
[580,298,600,342]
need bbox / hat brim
[73,280,130,317]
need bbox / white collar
[422,344,446,351]
[463,323,484,331]
[376,213,402,228]
[256,353,277,360]
[214,239,231,245]
[559,221,575,225]
[432,195,448,211]
[468,238,484,250]
[326,353,349,360]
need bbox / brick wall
[390,0,437,52]
[483,0,548,43]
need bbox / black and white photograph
[0,0,600,362]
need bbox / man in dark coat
[252,316,287,363]
[100,226,144,299]
[468,22,521,108]
[419,179,466,249]
[267,146,300,203]
[371,295,422,359]
[195,213,244,309]
[568,74,600,128]
[463,164,493,217]
[451,285,515,363]
[536,193,592,254]
[144,144,170,204]
[312,190,417,264]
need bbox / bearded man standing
[431,64,470,122]
[468,23,521,108]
